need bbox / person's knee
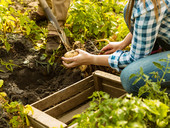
[120,63,143,95]
[120,68,132,93]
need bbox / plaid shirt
[108,0,170,71]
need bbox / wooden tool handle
[38,0,49,9]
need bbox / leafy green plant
[65,0,129,43]
[129,54,170,106]
[72,91,170,128]
[0,0,48,52]
[0,79,33,128]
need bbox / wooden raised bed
[28,70,126,128]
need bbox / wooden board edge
[44,86,95,117]
[28,106,67,128]
[93,70,121,83]
[32,75,94,110]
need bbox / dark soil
[0,33,83,105]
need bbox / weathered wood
[44,86,95,118]
[58,101,90,124]
[29,70,127,128]
[32,75,94,111]
[68,123,78,128]
[28,106,67,128]
[102,79,123,89]
[93,74,102,91]
[93,70,121,84]
[119,93,127,98]
[102,83,126,98]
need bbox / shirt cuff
[108,50,124,72]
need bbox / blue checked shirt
[108,0,170,71]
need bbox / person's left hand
[61,49,92,68]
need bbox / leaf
[132,77,142,85]
[0,80,4,88]
[159,59,167,62]
[0,92,7,97]
[139,67,144,75]
[72,114,81,119]
[26,26,31,35]
[0,69,5,73]
[152,83,160,92]
[129,73,136,80]
[25,116,30,126]
[24,105,34,115]
[138,84,149,97]
[153,62,164,70]
[4,41,11,52]
[143,74,149,80]
[157,119,169,128]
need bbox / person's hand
[61,49,92,68]
[101,41,123,54]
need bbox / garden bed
[28,70,126,128]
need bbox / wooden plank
[29,119,47,128]
[58,101,90,124]
[28,106,67,128]
[93,74,102,91]
[93,70,121,84]
[102,79,123,89]
[32,75,94,111]
[44,86,95,118]
[102,83,126,98]
[68,123,78,128]
[119,93,127,98]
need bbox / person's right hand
[61,49,92,68]
[101,41,123,54]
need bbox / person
[61,0,170,96]
[30,0,70,53]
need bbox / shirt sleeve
[108,7,165,72]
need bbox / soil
[0,0,118,127]
[0,33,83,105]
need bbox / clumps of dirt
[0,32,83,106]
[13,40,28,56]
[4,67,82,105]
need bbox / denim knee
[120,51,170,95]
[120,66,142,96]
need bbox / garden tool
[38,0,72,51]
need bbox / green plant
[129,54,170,106]
[0,59,19,72]
[65,0,129,43]
[72,91,170,128]
[0,0,48,52]
[0,79,33,128]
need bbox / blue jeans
[120,51,170,96]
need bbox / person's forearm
[121,32,132,48]
[89,54,110,66]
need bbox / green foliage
[72,92,170,128]
[0,79,33,127]
[129,54,170,106]
[0,0,47,52]
[65,0,129,43]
